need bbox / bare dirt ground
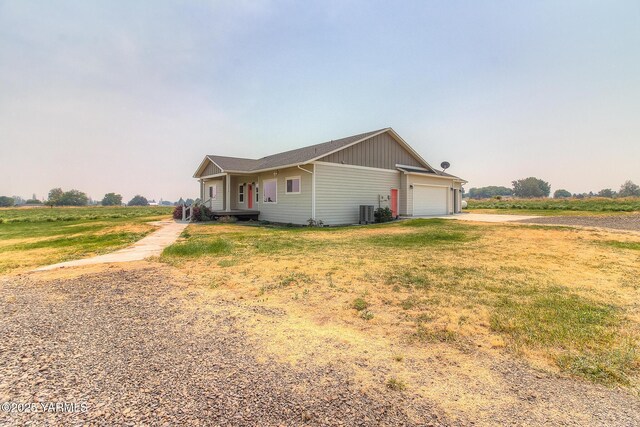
[1,263,639,426]
[516,213,640,232]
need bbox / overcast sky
[1,0,639,202]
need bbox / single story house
[193,127,466,225]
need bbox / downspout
[297,165,314,220]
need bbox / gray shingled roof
[206,155,258,172]
[208,128,388,172]
[397,165,464,181]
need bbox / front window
[238,185,244,203]
[263,179,277,203]
[208,185,217,200]
[255,185,259,203]
[285,176,301,194]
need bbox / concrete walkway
[34,220,188,271]
[435,213,540,223]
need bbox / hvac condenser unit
[359,205,375,224]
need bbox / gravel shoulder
[1,264,639,426]
[515,213,640,232]
[0,265,445,426]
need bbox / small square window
[286,177,301,194]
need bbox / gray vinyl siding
[256,166,312,224]
[315,162,400,225]
[203,179,224,210]
[203,160,222,176]
[317,132,423,170]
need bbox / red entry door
[248,184,253,209]
[391,189,398,218]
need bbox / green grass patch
[490,290,637,385]
[385,377,407,391]
[0,207,171,273]
[217,258,239,267]
[1,231,148,252]
[352,297,369,311]
[557,345,637,386]
[368,230,472,248]
[399,218,452,227]
[385,261,639,386]
[279,272,311,287]
[400,295,422,310]
[0,206,172,224]
[162,238,232,257]
[386,269,430,289]
[467,197,640,213]
[600,240,640,251]
[491,292,619,347]
[367,219,478,248]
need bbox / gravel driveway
[1,265,639,426]
[0,266,444,426]
[516,214,640,232]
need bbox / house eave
[398,168,467,184]
[199,172,227,180]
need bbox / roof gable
[252,128,388,171]
[194,127,437,176]
[316,130,428,170]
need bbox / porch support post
[225,174,231,212]
[311,164,316,220]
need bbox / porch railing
[181,205,192,222]
[181,198,214,222]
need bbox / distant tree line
[468,179,640,199]
[1,188,194,208]
[101,192,122,206]
[46,188,89,206]
[468,186,513,199]
[0,196,15,207]
[0,195,42,207]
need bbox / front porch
[199,172,261,219]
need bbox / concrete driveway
[435,213,540,223]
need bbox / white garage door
[413,185,448,216]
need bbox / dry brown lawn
[7,215,639,425]
[160,218,640,422]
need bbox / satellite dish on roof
[440,161,450,171]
